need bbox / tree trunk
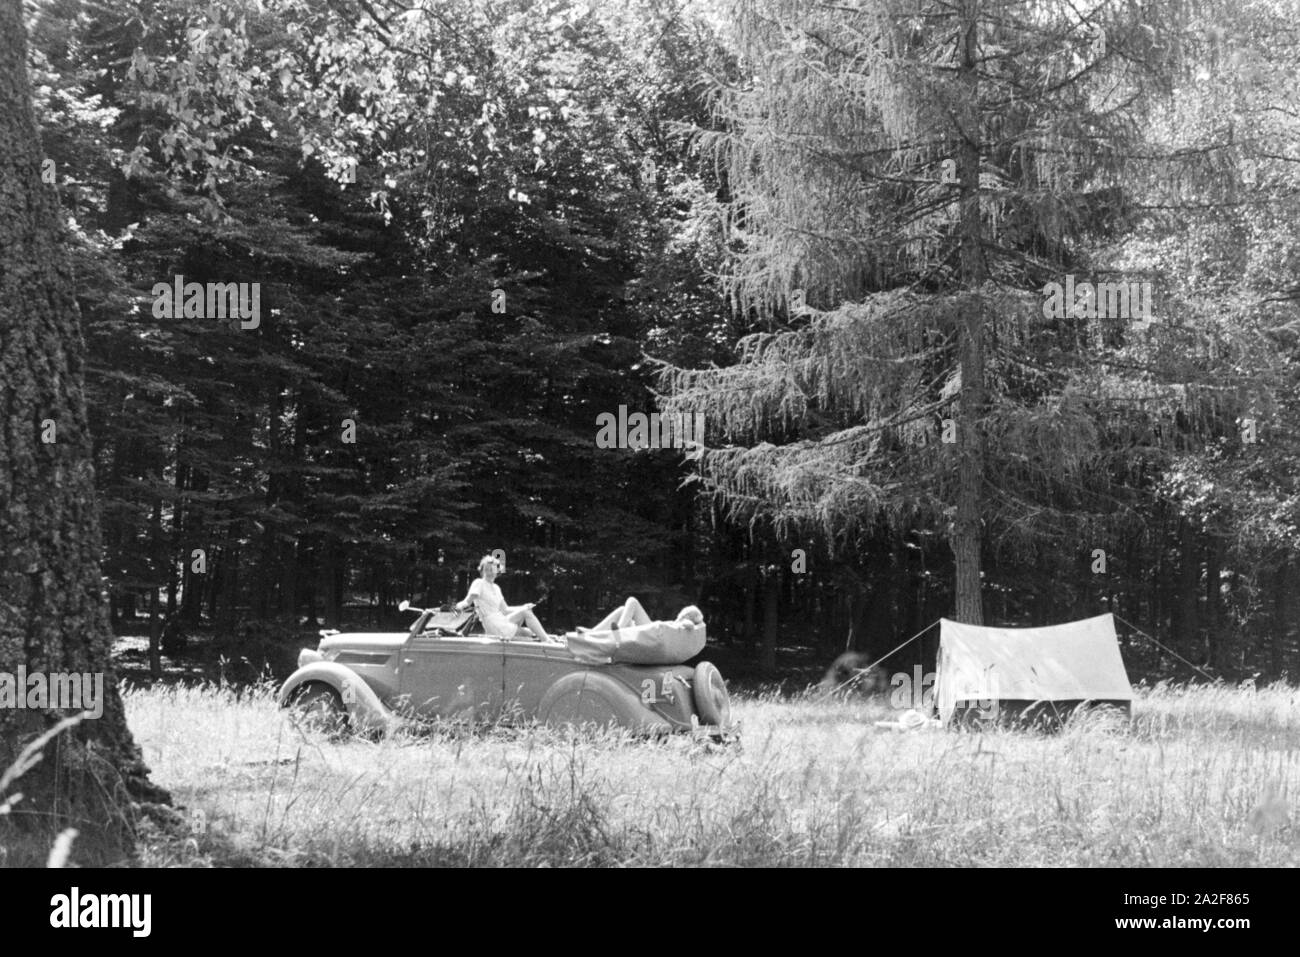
[166,559,178,619]
[281,538,298,620]
[864,584,895,660]
[325,541,344,628]
[206,544,222,622]
[301,538,318,628]
[0,0,166,864]
[682,503,696,589]
[760,573,778,675]
[254,539,271,618]
[1205,535,1223,668]
[177,448,207,627]
[1176,519,1199,659]
[742,575,756,650]
[147,498,163,678]
[220,544,240,630]
[1272,561,1289,681]
[843,587,861,652]
[147,587,163,680]
[951,0,986,625]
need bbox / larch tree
[660,0,1239,624]
[0,0,165,865]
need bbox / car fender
[539,670,672,733]
[279,662,395,734]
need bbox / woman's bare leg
[591,597,651,631]
[615,596,651,628]
[515,608,550,642]
[591,601,627,630]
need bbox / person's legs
[591,599,631,631]
[589,597,651,631]
[615,596,651,628]
[506,606,549,640]
[518,608,550,642]
[484,611,520,639]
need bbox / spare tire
[692,661,731,727]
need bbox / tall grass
[0,714,90,867]
[122,680,1300,866]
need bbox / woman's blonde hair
[478,554,500,573]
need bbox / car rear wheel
[289,682,348,734]
[692,661,731,727]
[539,675,622,728]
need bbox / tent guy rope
[819,619,939,698]
[1113,613,1217,683]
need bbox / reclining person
[568,597,705,665]
[585,596,703,633]
[455,555,551,642]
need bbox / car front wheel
[289,682,348,734]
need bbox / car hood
[319,632,407,653]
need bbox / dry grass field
[116,679,1300,867]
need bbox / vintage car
[278,601,733,736]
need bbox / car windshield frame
[416,609,475,637]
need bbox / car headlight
[298,648,324,668]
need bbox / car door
[398,634,504,719]
[501,639,584,716]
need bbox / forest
[17,0,1300,687]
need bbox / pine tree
[660,0,1222,623]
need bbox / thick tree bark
[0,0,166,865]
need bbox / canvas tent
[934,613,1134,726]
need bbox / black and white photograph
[0,0,1293,916]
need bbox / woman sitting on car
[456,555,551,642]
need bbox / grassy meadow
[118,679,1300,867]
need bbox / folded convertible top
[565,621,706,665]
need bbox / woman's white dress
[466,577,518,638]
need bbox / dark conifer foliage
[9,0,1300,702]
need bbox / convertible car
[278,601,733,736]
